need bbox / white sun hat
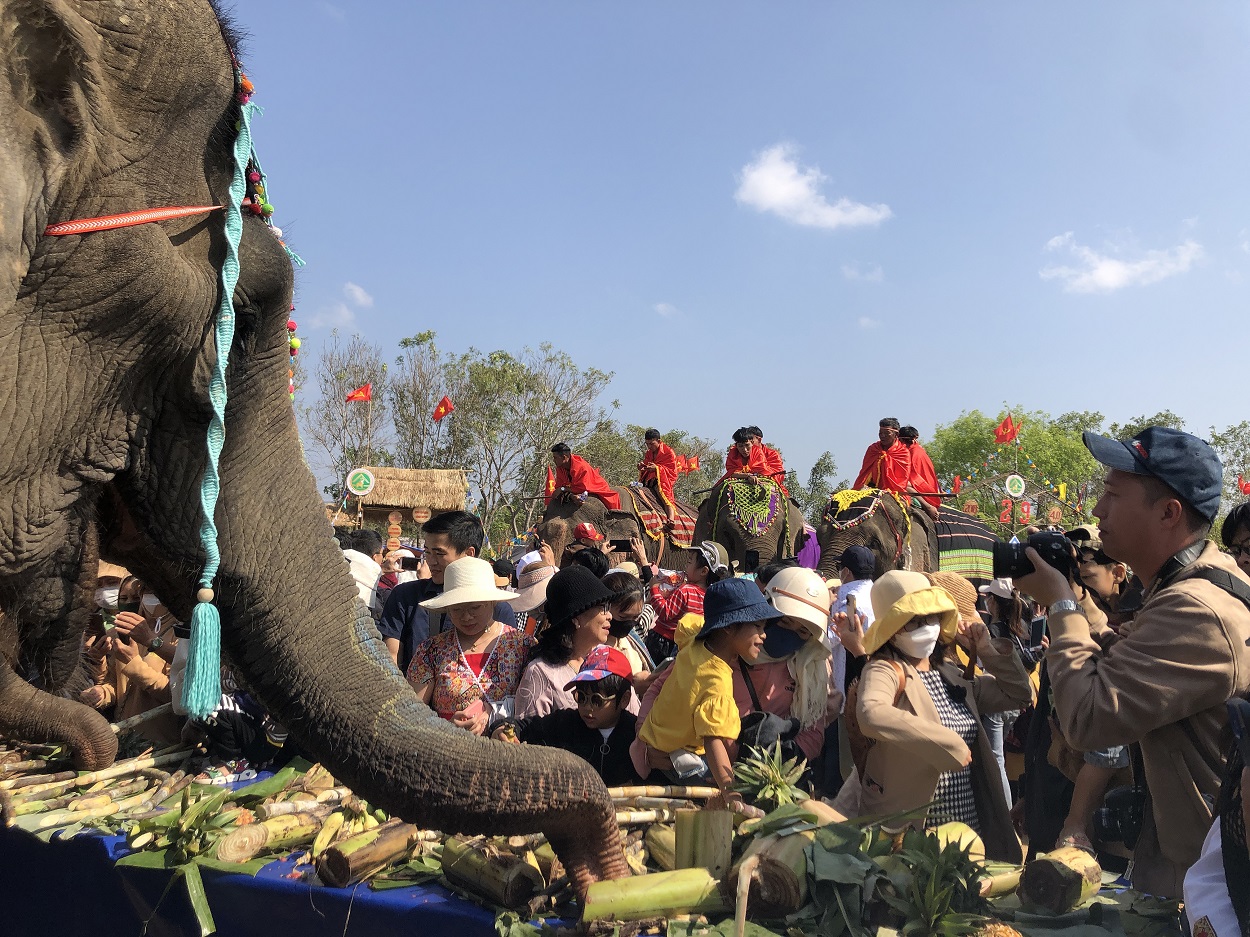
[419,557,519,609]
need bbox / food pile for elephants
[0,736,1183,937]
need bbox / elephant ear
[0,0,109,302]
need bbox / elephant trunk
[0,653,117,769]
[213,513,628,889]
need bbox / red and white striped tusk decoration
[44,205,222,236]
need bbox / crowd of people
[78,424,1250,933]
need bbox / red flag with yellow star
[345,383,372,403]
[432,395,455,422]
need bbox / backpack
[844,658,907,779]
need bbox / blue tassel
[184,600,222,719]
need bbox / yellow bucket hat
[863,570,959,655]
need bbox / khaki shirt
[1047,540,1250,898]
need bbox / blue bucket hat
[1082,427,1223,523]
[695,578,783,640]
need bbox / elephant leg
[0,648,116,769]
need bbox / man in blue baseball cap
[1016,426,1250,899]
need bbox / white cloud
[858,316,881,330]
[842,262,884,283]
[343,282,374,307]
[1039,232,1203,293]
[309,303,355,330]
[735,144,892,231]
[653,302,680,317]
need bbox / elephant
[815,489,940,580]
[539,485,696,570]
[0,0,625,891]
[693,475,807,571]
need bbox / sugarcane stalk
[0,749,192,795]
[440,835,546,910]
[1017,847,1101,913]
[255,800,334,821]
[506,833,547,851]
[14,793,76,815]
[674,808,733,879]
[4,771,76,795]
[607,786,720,799]
[645,825,676,871]
[616,808,677,825]
[580,868,730,922]
[734,855,760,937]
[0,759,48,774]
[110,703,175,735]
[612,796,700,810]
[980,866,1023,898]
[147,770,186,807]
[727,830,811,917]
[316,818,421,887]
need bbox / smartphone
[609,539,632,553]
[1030,616,1047,647]
[118,600,140,614]
[400,555,423,571]
[1227,698,1250,765]
[744,549,760,573]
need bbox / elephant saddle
[622,485,697,547]
[720,477,782,537]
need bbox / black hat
[838,545,876,581]
[1083,427,1223,523]
[544,566,615,626]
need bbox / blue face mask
[761,625,806,659]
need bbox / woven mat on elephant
[822,488,911,540]
[623,485,697,547]
[722,477,782,537]
[936,506,998,587]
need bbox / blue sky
[239,1,1250,484]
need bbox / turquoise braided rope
[183,92,257,720]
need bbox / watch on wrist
[1047,598,1082,617]
[149,636,163,651]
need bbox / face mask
[95,586,119,611]
[762,625,806,659]
[609,619,635,639]
[891,621,941,660]
[141,594,161,613]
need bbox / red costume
[550,454,621,511]
[906,443,941,508]
[721,443,788,496]
[853,441,911,494]
[640,441,679,504]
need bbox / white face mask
[891,621,942,660]
[95,586,120,611]
[141,594,161,613]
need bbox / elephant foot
[548,809,630,899]
[0,657,116,770]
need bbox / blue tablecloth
[0,825,497,937]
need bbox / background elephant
[539,485,695,570]
[693,476,807,571]
[815,489,939,580]
[0,0,624,890]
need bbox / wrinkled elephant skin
[814,492,938,580]
[0,0,626,889]
[693,477,806,570]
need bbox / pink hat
[562,645,632,689]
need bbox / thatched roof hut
[331,467,469,528]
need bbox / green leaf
[810,849,875,885]
[183,862,217,937]
[192,855,270,878]
[116,848,175,869]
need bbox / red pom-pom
[248,171,261,182]
[286,319,297,332]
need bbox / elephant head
[0,0,626,890]
[693,477,805,571]
[814,490,938,580]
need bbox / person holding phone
[407,557,531,735]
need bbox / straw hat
[863,570,958,655]
[509,562,556,613]
[613,561,641,578]
[420,557,519,609]
[97,561,129,581]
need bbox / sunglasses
[573,689,617,707]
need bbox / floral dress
[407,626,534,720]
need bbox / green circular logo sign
[1004,474,1027,499]
[346,468,376,497]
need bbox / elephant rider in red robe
[899,425,942,521]
[638,428,678,524]
[853,417,912,496]
[548,442,621,511]
[720,426,789,497]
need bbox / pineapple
[732,741,809,811]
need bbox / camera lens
[992,541,1035,579]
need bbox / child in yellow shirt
[639,578,782,808]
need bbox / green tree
[1108,410,1186,439]
[785,451,841,524]
[1210,421,1250,517]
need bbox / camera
[1091,782,1146,849]
[400,555,424,571]
[992,531,1077,580]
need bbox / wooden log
[580,868,729,922]
[1017,847,1101,913]
[440,835,546,910]
[645,824,677,871]
[674,808,733,880]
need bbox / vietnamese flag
[952,475,963,495]
[674,455,688,474]
[432,395,455,422]
[345,382,372,403]
[1239,474,1250,496]
[993,413,1020,445]
[543,466,557,506]
[687,455,700,473]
